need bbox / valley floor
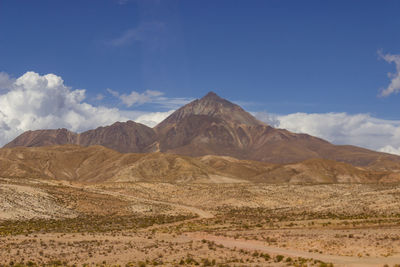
[1,177,400,266]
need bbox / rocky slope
[78,121,157,153]
[5,121,157,153]
[4,128,78,148]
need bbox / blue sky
[1,0,400,154]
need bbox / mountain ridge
[4,92,400,170]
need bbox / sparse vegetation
[1,179,399,265]
[0,214,194,236]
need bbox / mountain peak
[202,91,220,99]
[198,91,234,107]
[155,92,264,129]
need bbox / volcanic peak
[155,91,263,129]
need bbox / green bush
[275,255,284,262]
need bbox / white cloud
[378,50,400,97]
[107,88,192,109]
[255,111,400,155]
[0,71,175,146]
[110,89,164,107]
[135,110,174,127]
[380,145,400,155]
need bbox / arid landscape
[3,0,400,265]
[1,93,400,266]
[2,176,400,266]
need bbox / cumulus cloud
[0,71,174,146]
[107,88,192,109]
[378,50,400,97]
[255,112,400,155]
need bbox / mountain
[5,121,157,153]
[78,121,157,153]
[4,92,400,170]
[4,128,78,148]
[156,92,263,128]
[154,91,269,156]
[154,92,400,168]
[1,145,398,183]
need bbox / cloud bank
[0,71,172,146]
[255,112,400,155]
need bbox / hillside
[1,145,399,184]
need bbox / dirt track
[88,185,215,219]
[188,232,400,267]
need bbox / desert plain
[2,175,400,267]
